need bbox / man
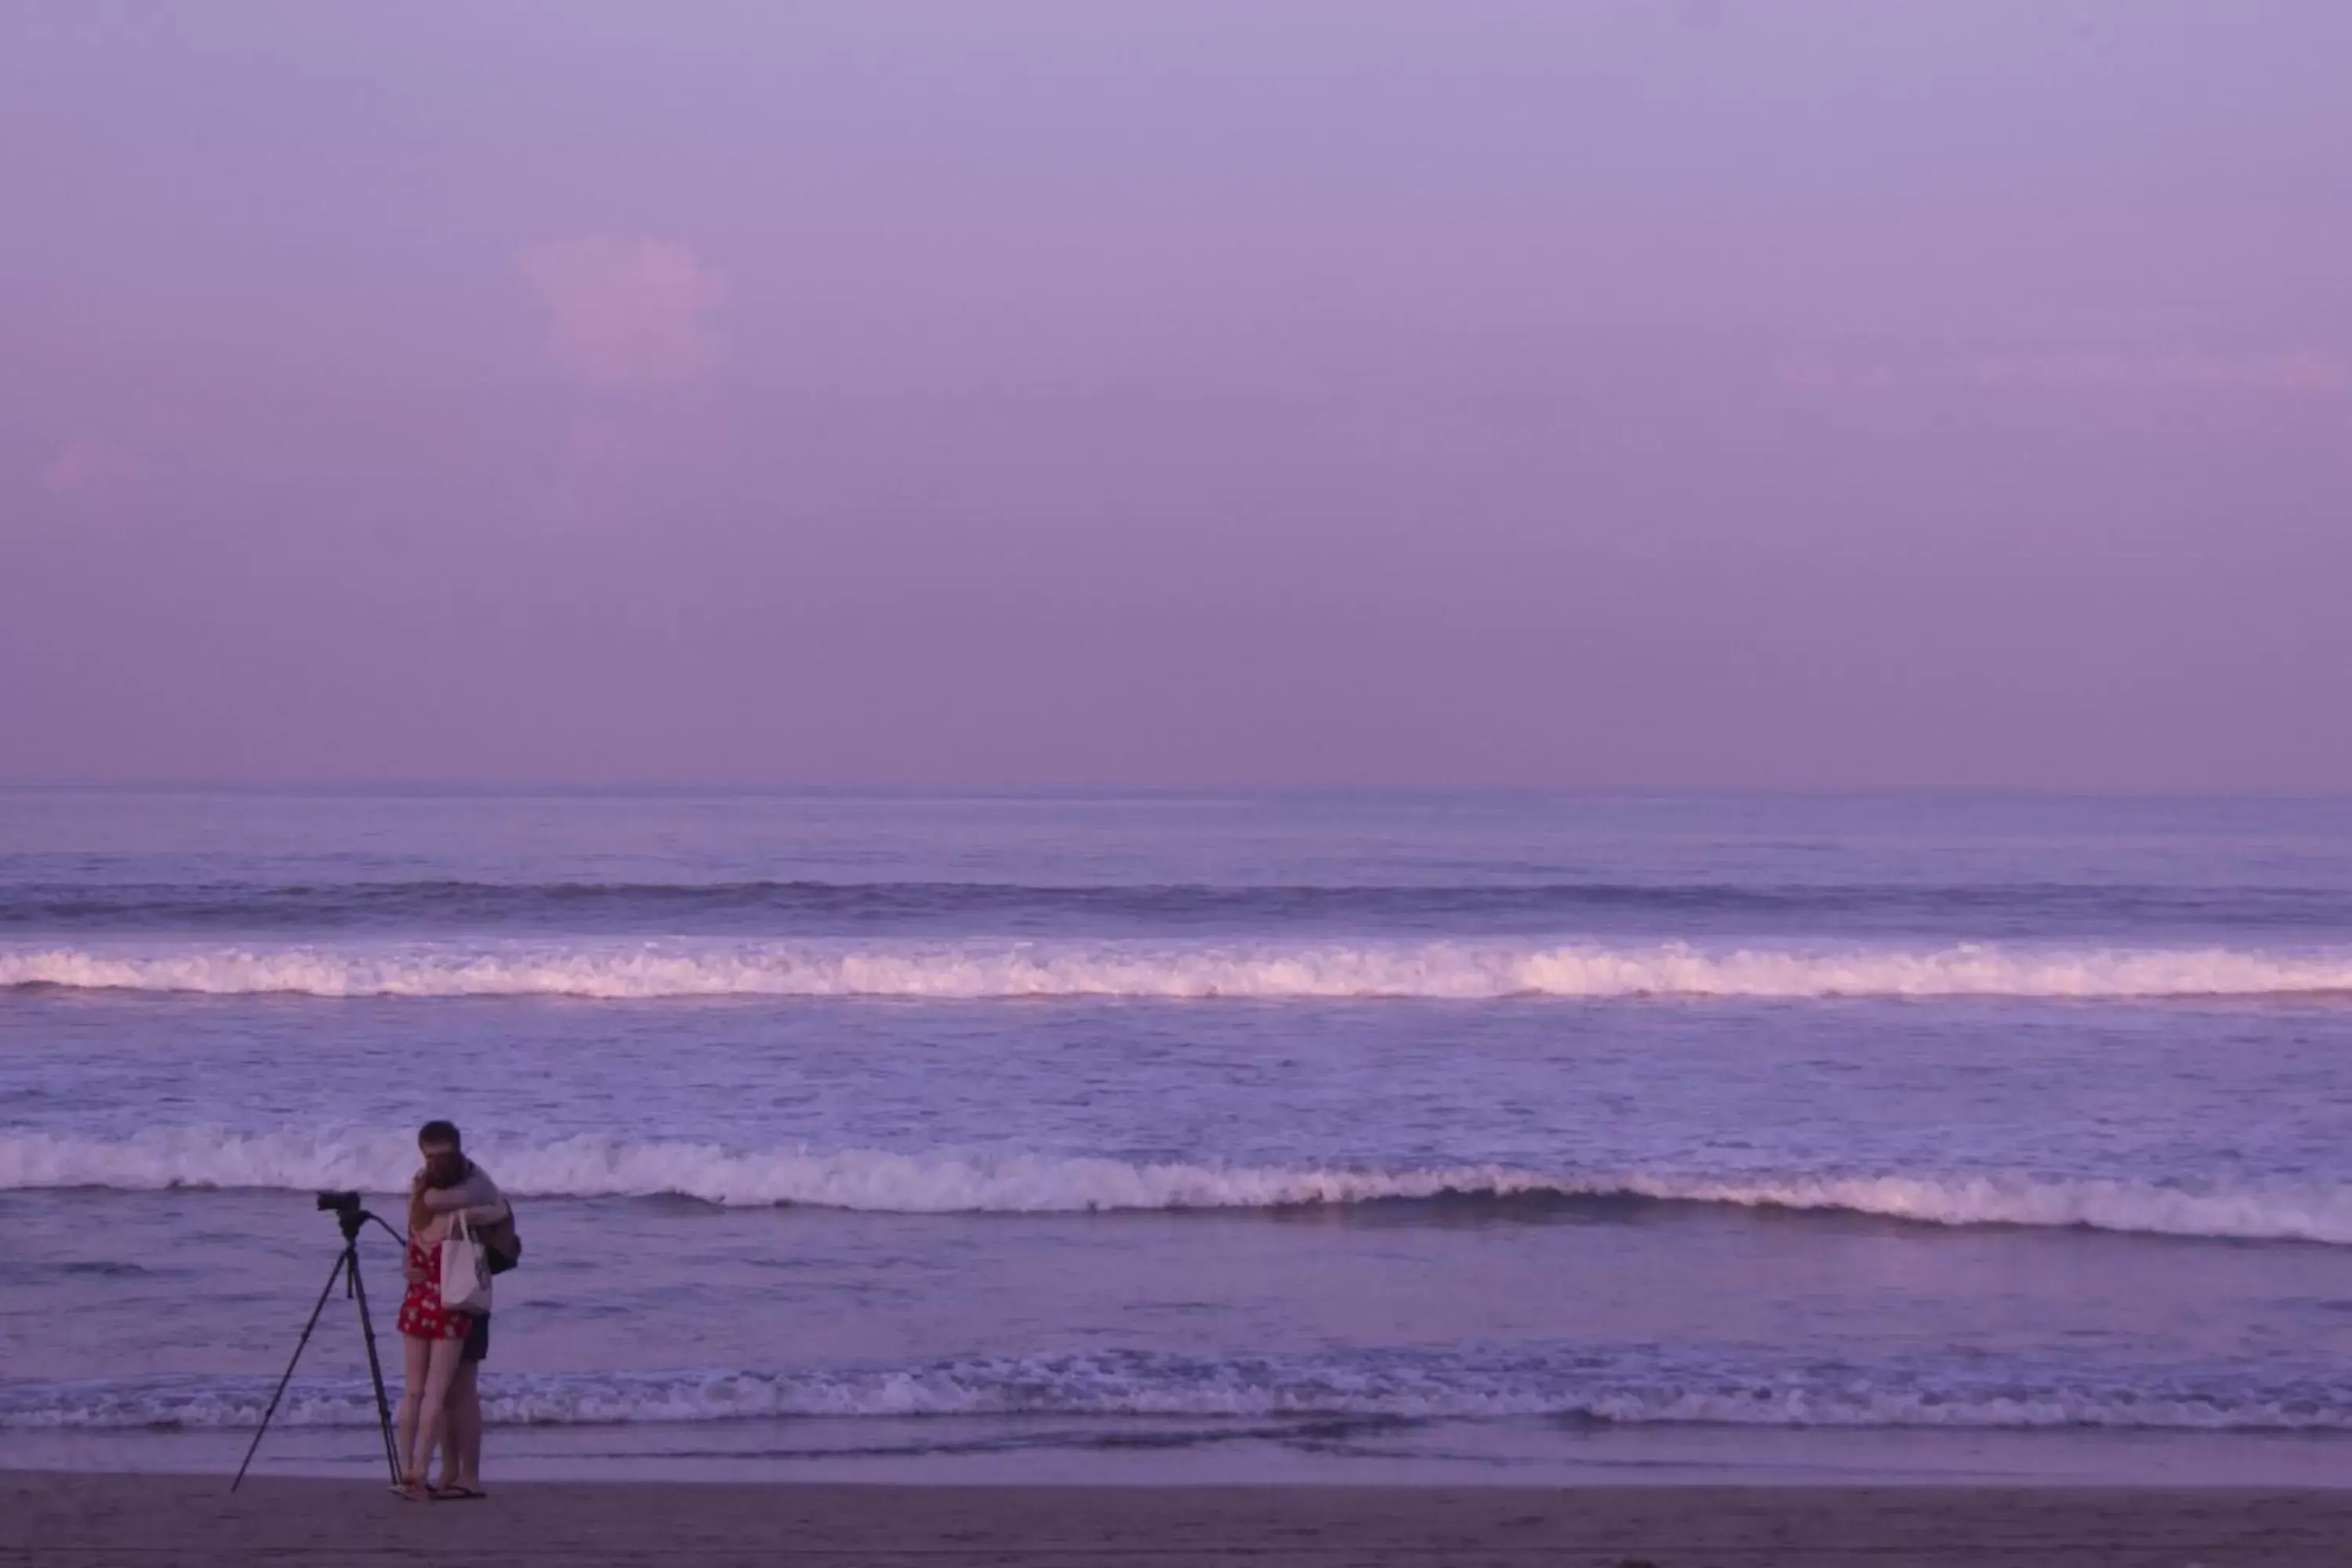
[411,1120,517,1500]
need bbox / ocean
[4,788,2350,1484]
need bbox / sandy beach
[7,1473,2352,1567]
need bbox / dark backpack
[482,1202,523,1276]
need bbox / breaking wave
[10,1351,2352,1432]
[7,1129,2350,1243]
[4,938,2349,1000]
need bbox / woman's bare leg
[408,1335,466,1488]
[394,1334,429,1486]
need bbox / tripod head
[314,1191,402,1247]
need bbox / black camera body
[316,1190,363,1214]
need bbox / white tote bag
[438,1212,494,1316]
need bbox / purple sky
[5,2,2349,790]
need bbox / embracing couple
[393,1120,520,1501]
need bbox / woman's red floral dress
[396,1232,466,1340]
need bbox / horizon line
[3,779,2350,804]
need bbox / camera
[315,1189,363,1214]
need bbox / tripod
[233,1204,405,1491]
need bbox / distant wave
[11,1352,2352,1432]
[8,1129,2350,1243]
[4,938,2350,1000]
[4,877,2347,933]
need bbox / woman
[391,1162,471,1499]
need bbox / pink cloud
[38,438,136,495]
[2144,350,2350,393]
[1971,350,2349,393]
[518,236,728,388]
[1777,349,2348,397]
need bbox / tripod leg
[231,1245,349,1493]
[345,1245,404,1486]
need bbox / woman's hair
[408,1183,433,1239]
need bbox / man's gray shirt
[423,1161,517,1270]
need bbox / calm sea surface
[4,789,2350,1483]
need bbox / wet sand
[8,1472,2352,1566]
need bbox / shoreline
[11,1419,2352,1490]
[12,1472,2352,1566]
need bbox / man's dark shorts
[461,1312,490,1365]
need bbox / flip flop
[431,1484,486,1501]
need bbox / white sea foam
[3,938,2348,1000]
[7,1356,2349,1432]
[7,1128,2350,1243]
